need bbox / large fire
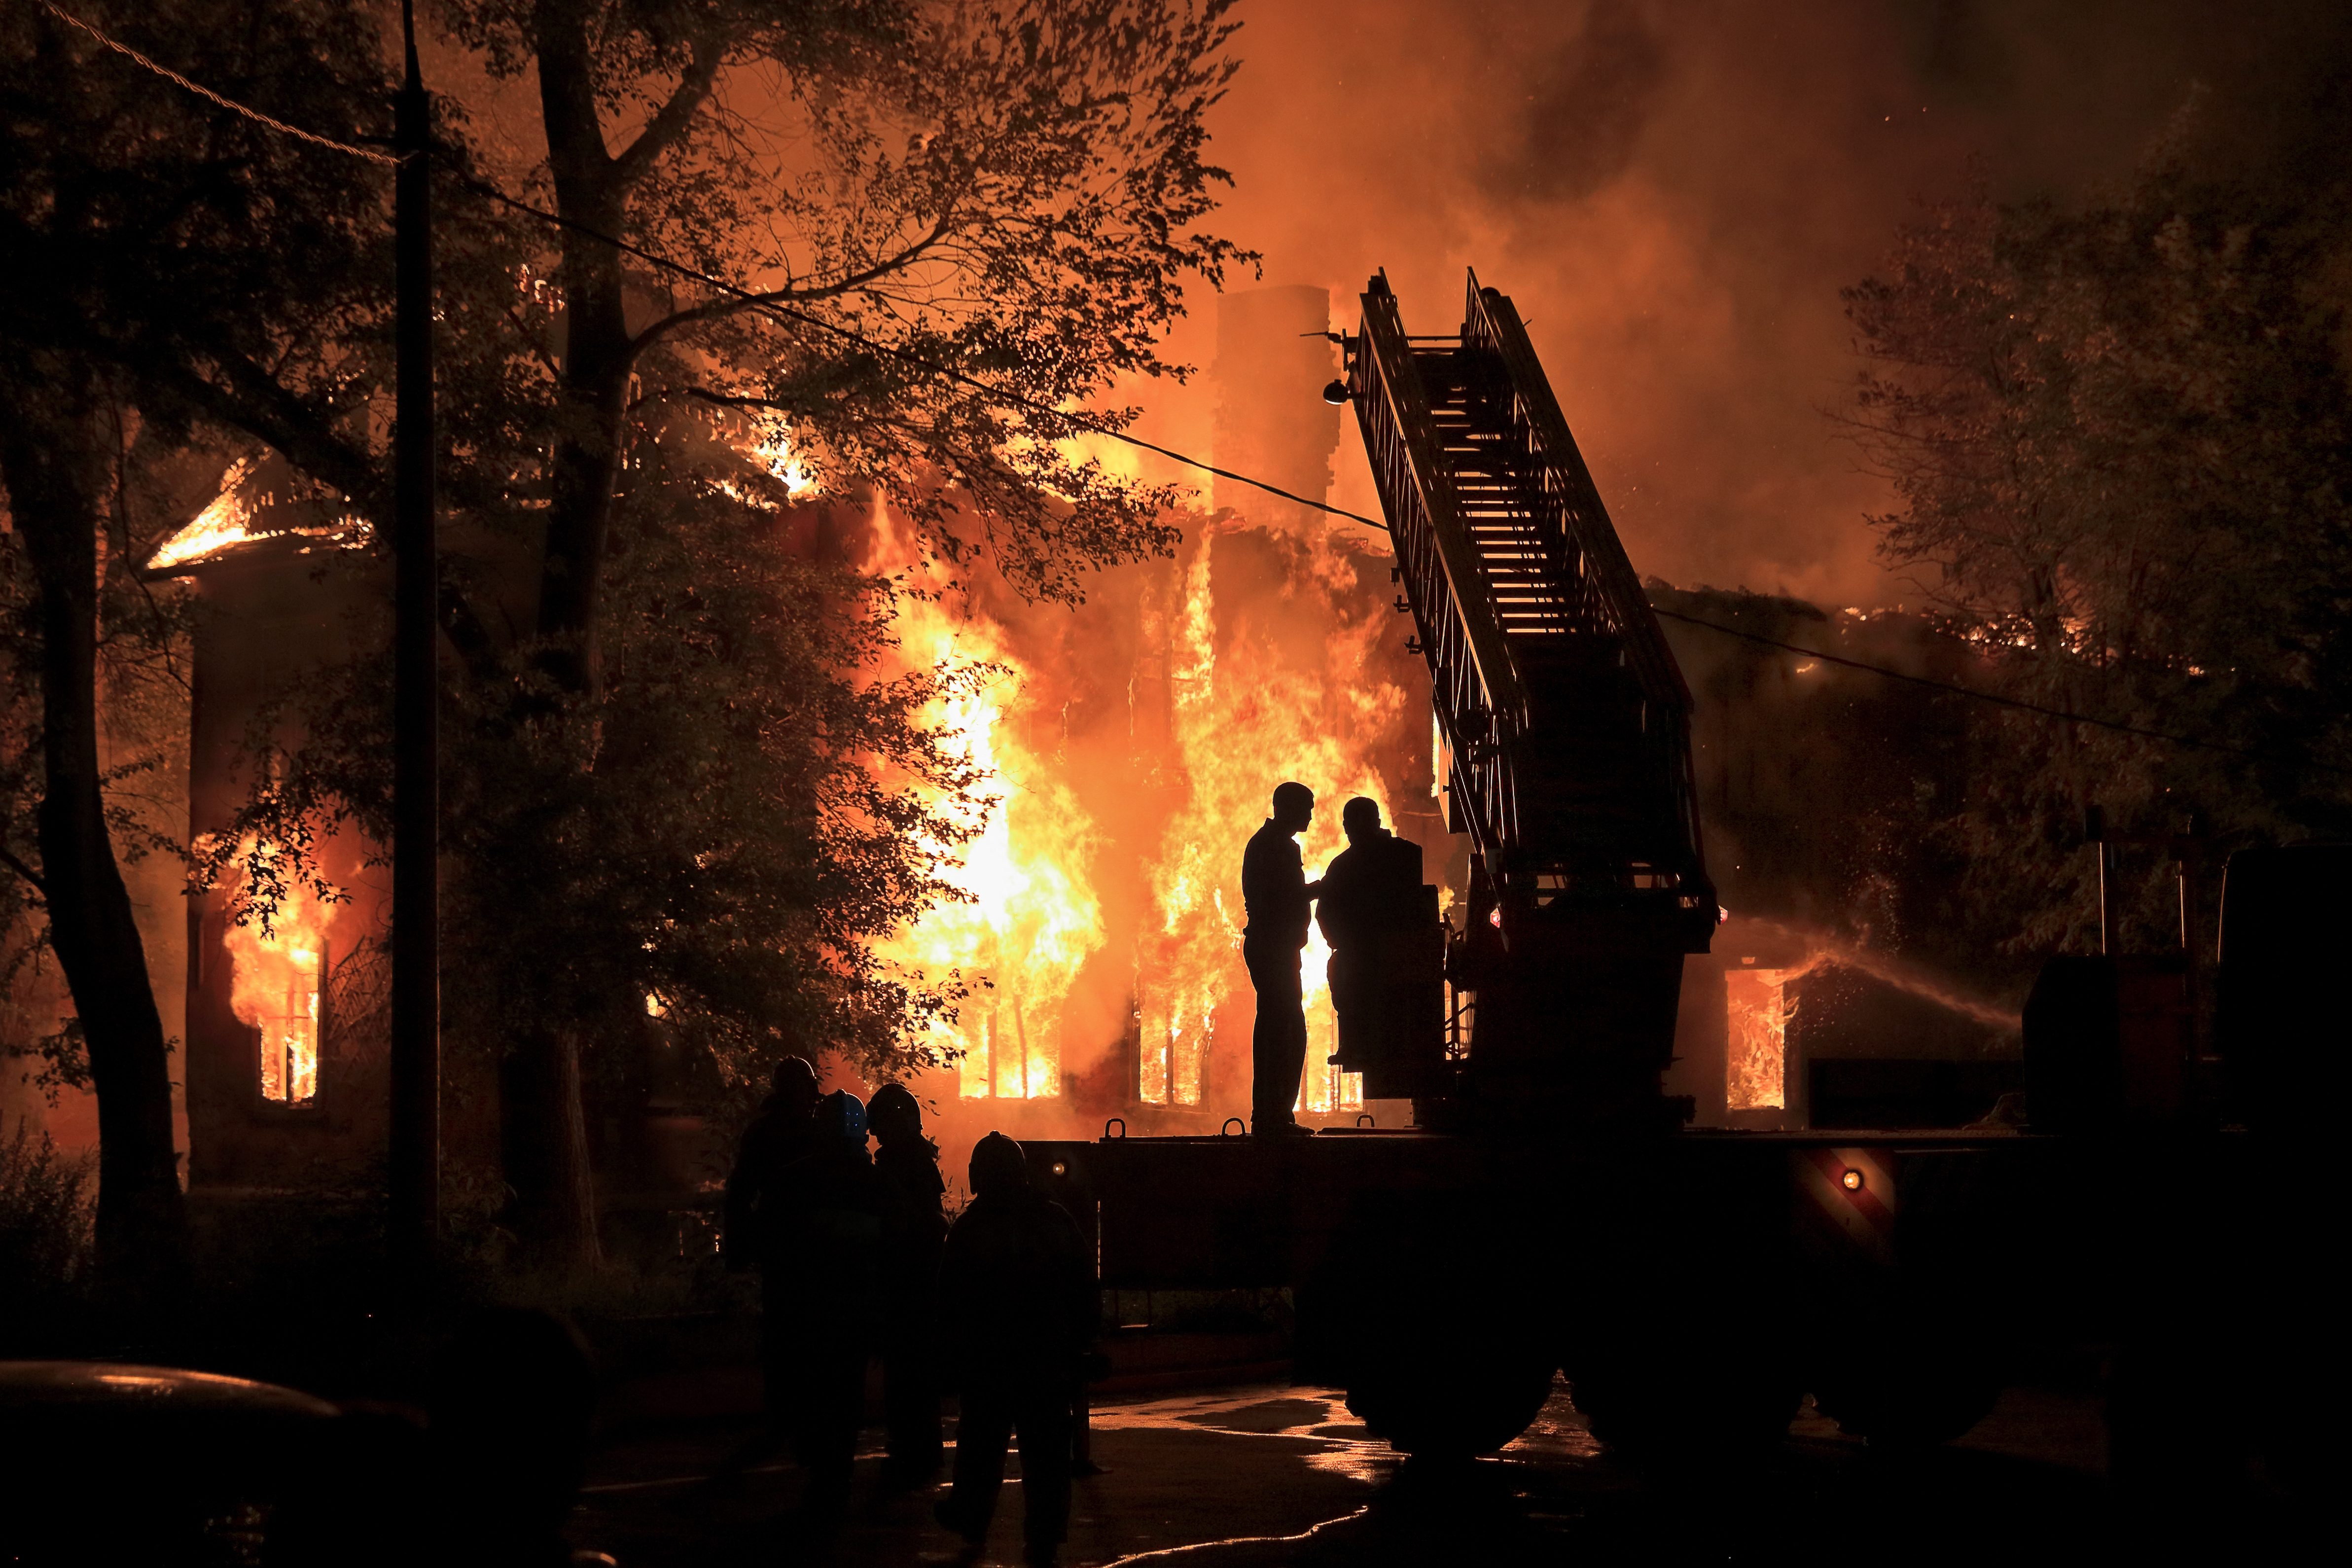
[1136,529,1386,1117]
[867,510,1104,1101]
[869,503,1401,1118]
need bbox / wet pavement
[570,1376,2302,1565]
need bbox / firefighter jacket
[938,1188,1094,1391]
[1242,818,1312,952]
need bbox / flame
[1725,965,1790,1111]
[866,500,1403,1119]
[869,509,1103,1099]
[709,414,820,508]
[145,457,366,573]
[146,459,260,571]
[220,839,335,1106]
[750,418,818,499]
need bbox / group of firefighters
[721,783,1417,1565]
[723,1068,1093,1566]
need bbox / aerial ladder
[1339,269,1716,1127]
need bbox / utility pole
[389,0,440,1278]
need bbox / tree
[13,0,1249,1265]
[408,0,1247,1261]
[1,0,394,1301]
[1839,125,2352,954]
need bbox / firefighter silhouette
[1316,796,1426,1078]
[724,1056,822,1418]
[934,1132,1094,1567]
[1242,781,1321,1134]
[867,1082,948,1487]
[725,1076,883,1516]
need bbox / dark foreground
[570,1374,2308,1565]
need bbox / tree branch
[611,30,724,189]
[628,218,956,354]
[0,841,46,896]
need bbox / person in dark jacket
[868,1082,948,1487]
[727,1072,885,1515]
[788,1090,886,1512]
[1242,781,1321,1135]
[1316,796,1426,1076]
[724,1056,824,1428]
[934,1133,1094,1568]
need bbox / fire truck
[1030,274,2340,1479]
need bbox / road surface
[570,1373,2300,1564]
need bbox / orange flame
[1136,531,1385,1115]
[868,499,1406,1119]
[1725,965,1789,1111]
[220,841,334,1106]
[868,509,1104,1099]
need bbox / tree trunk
[0,358,190,1308]
[472,2,646,1268]
[498,1025,603,1272]
[533,0,636,697]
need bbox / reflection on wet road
[571,1375,2302,1566]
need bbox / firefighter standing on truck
[1242,781,1320,1136]
[1316,795,1425,1079]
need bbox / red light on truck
[1840,1168,1865,1193]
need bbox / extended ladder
[1346,270,1715,943]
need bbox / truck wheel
[1310,1195,1557,1459]
[1568,1349,1802,1462]
[1811,1338,2000,1448]
[1346,1359,1556,1461]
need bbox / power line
[1648,605,2275,760]
[35,1,401,165]
[449,174,1390,534]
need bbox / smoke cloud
[1105,0,2352,610]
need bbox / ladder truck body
[1028,276,2331,1480]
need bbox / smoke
[1098,0,2352,613]
[1478,0,1669,205]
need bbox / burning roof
[143,454,368,577]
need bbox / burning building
[869,285,1447,1150]
[145,459,395,1193]
[135,290,2029,1248]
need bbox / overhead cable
[1648,606,2276,759]
[35,0,402,165]
[450,174,1391,534]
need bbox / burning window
[229,925,324,1106]
[1725,962,1789,1111]
[962,1001,1058,1100]
[220,845,333,1108]
[1137,1000,1206,1106]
